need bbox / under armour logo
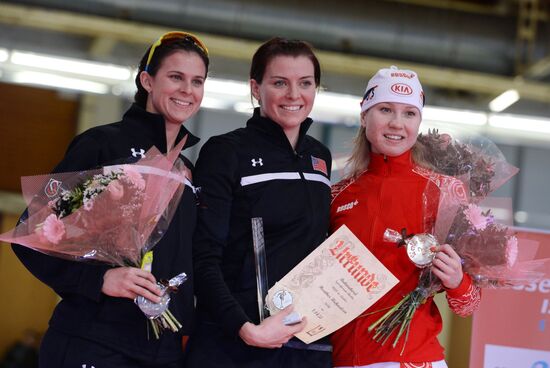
[251,158,263,167]
[131,148,146,158]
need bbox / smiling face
[362,102,422,156]
[250,55,316,137]
[140,50,206,126]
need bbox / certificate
[265,225,399,344]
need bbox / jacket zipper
[370,156,390,247]
[295,150,312,213]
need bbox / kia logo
[391,83,413,95]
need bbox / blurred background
[0,0,549,367]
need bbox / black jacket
[12,103,199,364]
[192,108,332,337]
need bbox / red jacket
[330,150,480,366]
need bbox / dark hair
[134,38,210,108]
[250,37,321,86]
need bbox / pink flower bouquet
[1,138,189,338]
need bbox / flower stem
[368,294,409,333]
[150,320,160,339]
[162,311,179,332]
[165,309,183,329]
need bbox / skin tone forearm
[238,307,307,348]
[101,267,163,303]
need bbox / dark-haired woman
[12,31,209,368]
[185,37,332,368]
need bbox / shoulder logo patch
[311,156,327,175]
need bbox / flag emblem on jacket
[311,156,327,175]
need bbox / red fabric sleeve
[445,273,481,317]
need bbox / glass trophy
[251,217,302,326]
[251,217,269,322]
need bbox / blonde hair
[343,120,434,180]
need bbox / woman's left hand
[431,243,463,289]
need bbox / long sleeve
[12,132,111,302]
[192,136,250,337]
[445,272,482,317]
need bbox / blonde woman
[330,66,481,368]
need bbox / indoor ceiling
[0,0,549,118]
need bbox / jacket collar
[246,107,313,153]
[122,103,200,153]
[368,150,414,176]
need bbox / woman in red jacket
[330,66,481,368]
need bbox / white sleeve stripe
[303,173,331,187]
[105,164,186,183]
[240,172,330,187]
[241,172,300,186]
[107,164,196,192]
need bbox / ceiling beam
[318,53,550,103]
[89,37,117,58]
[524,55,550,78]
[382,0,548,21]
[383,0,511,17]
[1,3,550,103]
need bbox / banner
[470,227,550,368]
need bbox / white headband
[360,65,425,114]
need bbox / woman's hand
[101,267,163,302]
[431,243,463,289]
[238,307,306,348]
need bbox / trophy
[251,217,269,322]
[251,217,302,325]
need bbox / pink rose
[506,236,518,267]
[107,179,124,200]
[122,166,145,190]
[40,214,65,244]
[464,204,488,230]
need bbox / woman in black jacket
[12,31,209,368]
[185,37,332,368]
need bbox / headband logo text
[391,83,413,95]
[391,72,415,79]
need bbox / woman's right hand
[238,307,306,348]
[101,267,163,303]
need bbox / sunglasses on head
[144,31,209,72]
